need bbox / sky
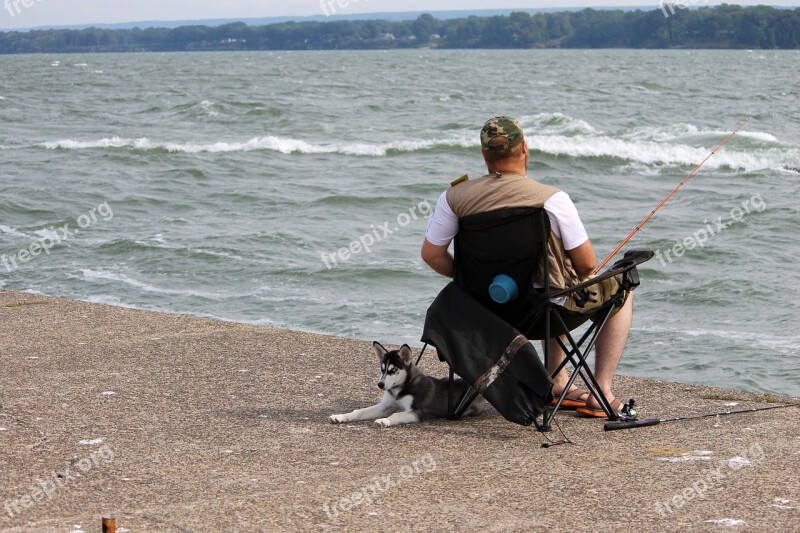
[1,0,797,30]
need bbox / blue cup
[489,274,518,304]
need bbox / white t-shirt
[425,190,589,250]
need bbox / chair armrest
[550,250,654,299]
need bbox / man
[421,116,634,417]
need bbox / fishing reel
[618,398,639,421]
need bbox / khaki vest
[446,172,580,289]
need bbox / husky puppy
[329,342,488,427]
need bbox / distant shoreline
[1,5,798,54]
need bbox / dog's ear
[399,344,413,365]
[373,341,388,360]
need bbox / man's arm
[544,192,596,280]
[567,240,597,280]
[421,239,454,278]
[422,191,458,277]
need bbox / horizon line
[5,4,797,33]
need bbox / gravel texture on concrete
[0,289,798,532]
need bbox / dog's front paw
[329,414,349,424]
[374,418,392,428]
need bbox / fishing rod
[604,403,799,431]
[595,117,751,273]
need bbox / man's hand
[421,239,454,278]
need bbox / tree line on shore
[1,5,799,54]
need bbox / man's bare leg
[545,293,633,404]
[545,336,588,399]
[586,293,633,409]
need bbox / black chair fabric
[453,207,550,332]
[421,282,553,426]
[422,208,556,426]
[421,205,652,427]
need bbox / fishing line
[596,117,751,273]
[604,403,799,431]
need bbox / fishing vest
[446,172,580,290]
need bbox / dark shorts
[563,275,626,315]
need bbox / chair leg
[572,305,620,421]
[543,306,621,425]
[454,387,479,418]
[564,322,618,420]
[447,367,479,420]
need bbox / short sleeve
[544,191,589,251]
[425,191,459,246]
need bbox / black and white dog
[329,342,488,427]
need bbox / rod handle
[604,418,661,431]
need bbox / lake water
[1,49,798,396]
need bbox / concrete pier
[1,290,797,532]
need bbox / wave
[40,135,467,156]
[636,324,798,355]
[199,100,219,117]
[519,112,598,136]
[0,225,31,240]
[82,294,141,309]
[168,99,285,119]
[622,122,780,145]
[32,228,61,242]
[96,238,246,262]
[528,133,799,173]
[80,268,222,298]
[36,116,798,173]
[309,195,413,208]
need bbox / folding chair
[420,206,652,431]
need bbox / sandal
[550,387,589,410]
[576,398,627,419]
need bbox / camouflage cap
[481,116,524,151]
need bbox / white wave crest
[624,123,779,144]
[42,137,154,150]
[200,100,219,117]
[38,118,798,174]
[32,228,61,242]
[81,268,220,298]
[520,112,598,135]
[83,294,138,309]
[528,133,799,173]
[0,225,30,239]
[40,135,462,156]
